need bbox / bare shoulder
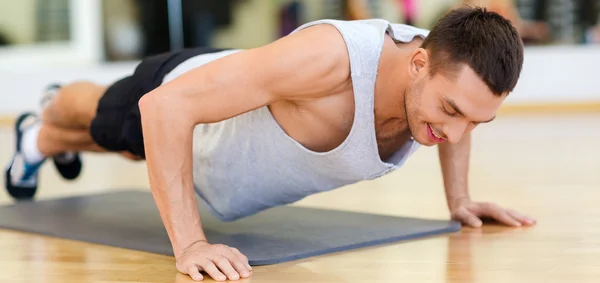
[245,23,351,102]
[141,22,354,127]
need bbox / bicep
[143,24,350,125]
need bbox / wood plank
[0,114,598,282]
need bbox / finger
[232,248,250,270]
[230,248,252,271]
[507,210,537,226]
[454,208,482,227]
[227,248,252,278]
[212,255,240,281]
[198,261,227,282]
[187,265,204,281]
[483,204,521,227]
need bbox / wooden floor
[0,112,599,283]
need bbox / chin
[416,134,435,146]
[408,121,427,146]
[411,122,435,147]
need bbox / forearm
[139,94,206,257]
[438,132,471,208]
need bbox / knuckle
[454,210,466,218]
[198,259,212,267]
[214,244,230,253]
[216,255,229,265]
[186,266,198,274]
[177,259,190,267]
[175,263,185,272]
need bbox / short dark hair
[421,6,524,96]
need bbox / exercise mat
[0,190,461,265]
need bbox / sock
[20,123,45,164]
[54,152,76,164]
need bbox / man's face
[404,62,507,146]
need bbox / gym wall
[0,0,598,117]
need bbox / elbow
[138,91,177,119]
[138,91,175,125]
[138,92,157,118]
[138,92,161,124]
[138,91,195,128]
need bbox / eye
[441,105,458,117]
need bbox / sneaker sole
[53,154,82,180]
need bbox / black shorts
[89,47,228,158]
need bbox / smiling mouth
[427,124,446,143]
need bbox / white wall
[0,61,138,116]
[507,45,600,104]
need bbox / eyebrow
[445,98,496,123]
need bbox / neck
[372,40,420,160]
[375,42,414,124]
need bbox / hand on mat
[449,197,536,228]
[176,240,252,281]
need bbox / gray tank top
[161,19,429,221]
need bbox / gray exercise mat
[0,190,461,265]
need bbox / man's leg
[38,122,106,155]
[40,81,105,129]
[24,82,108,183]
[4,47,211,200]
[4,81,137,200]
[36,82,142,160]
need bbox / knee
[41,82,103,128]
[58,81,106,102]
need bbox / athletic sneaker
[4,112,45,200]
[40,84,83,180]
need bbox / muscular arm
[439,132,536,228]
[138,25,350,259]
[438,132,471,210]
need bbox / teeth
[431,126,442,139]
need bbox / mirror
[1,0,598,67]
[514,0,600,45]
[375,0,600,46]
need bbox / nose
[443,120,470,144]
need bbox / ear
[409,48,429,79]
